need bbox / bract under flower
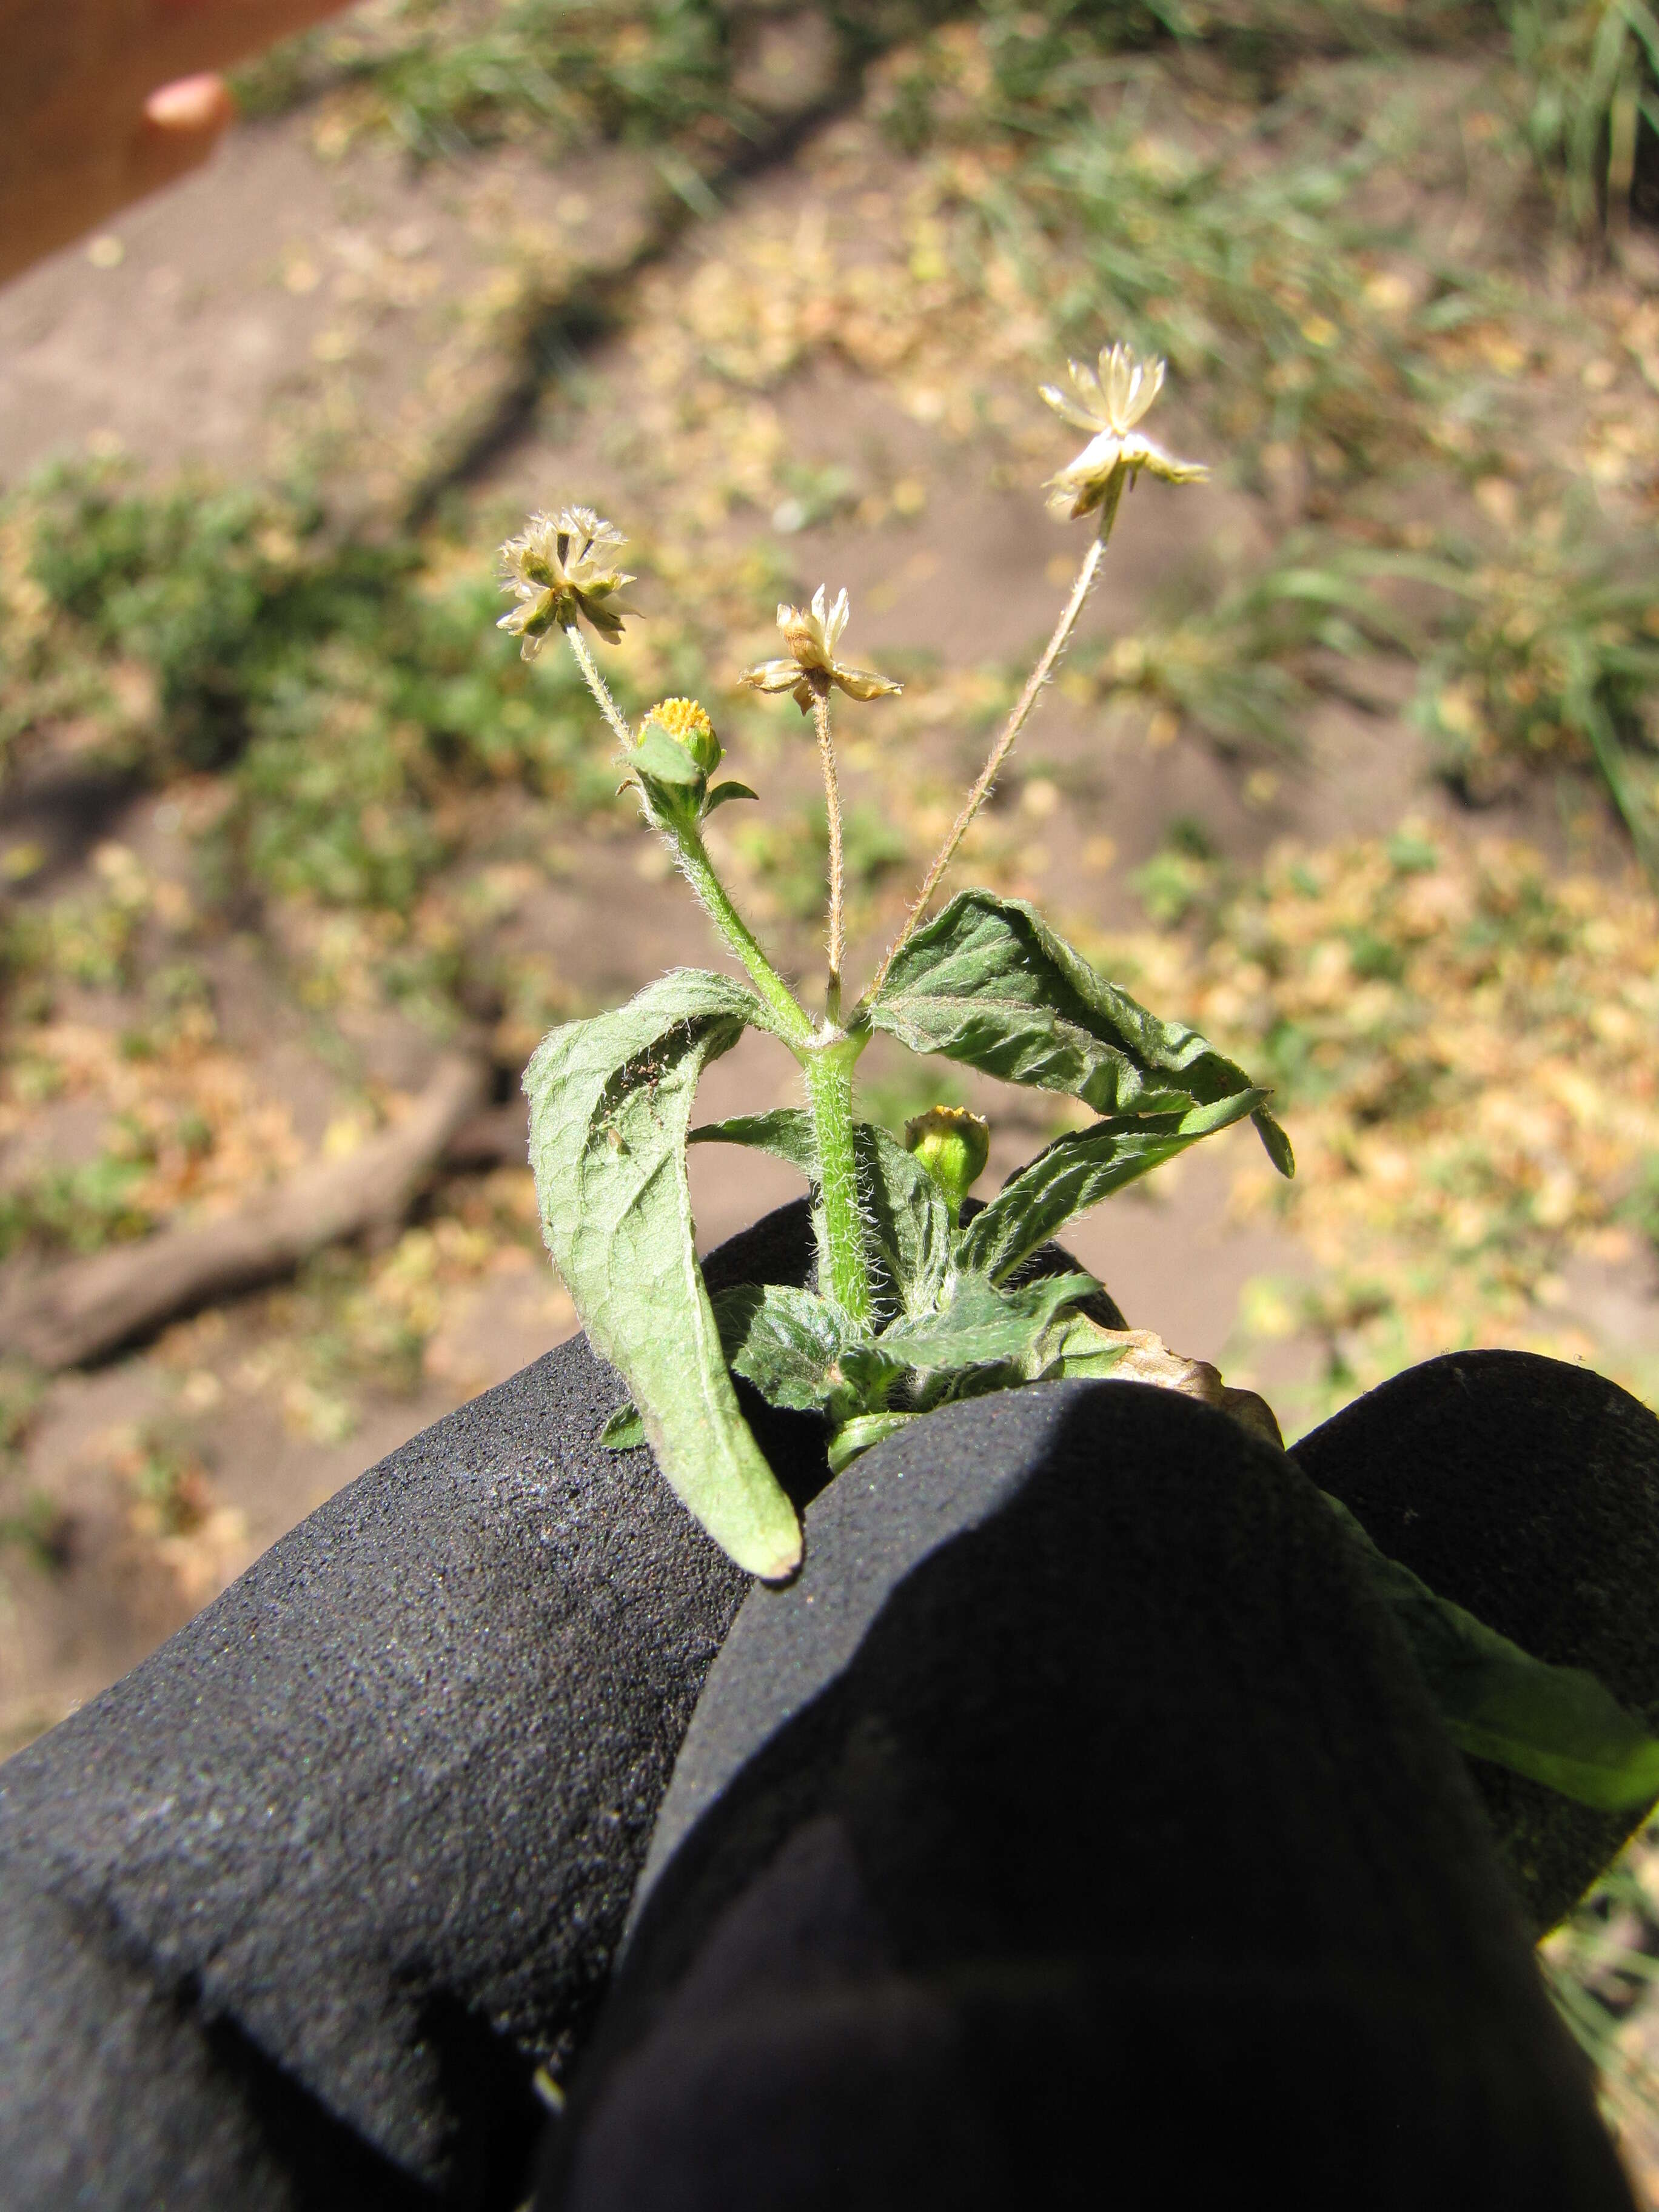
[1041,344,1207,523]
[740,585,902,714]
[497,506,636,657]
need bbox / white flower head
[497,505,636,658]
[740,585,902,715]
[1041,343,1207,523]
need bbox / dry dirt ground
[3,15,1659,2173]
[1,80,1651,1730]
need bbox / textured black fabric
[543,1382,1632,2212]
[0,1209,816,2211]
[1293,1350,1659,1933]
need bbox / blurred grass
[1,461,626,920]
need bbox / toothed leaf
[711,1281,851,1413]
[882,1269,1100,1378]
[961,1093,1266,1282]
[865,890,1289,1175]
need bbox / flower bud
[640,697,722,777]
[904,1105,991,1221]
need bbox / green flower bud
[641,697,722,776]
[904,1105,991,1222]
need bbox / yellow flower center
[645,697,716,748]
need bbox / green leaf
[601,1403,645,1450]
[827,1410,914,1473]
[1252,1106,1295,1179]
[712,1282,850,1412]
[690,1108,817,1178]
[526,970,802,1580]
[882,1269,1099,1378]
[856,1122,951,1321]
[863,890,1289,1171]
[690,1108,833,1293]
[1034,1313,1136,1382]
[960,1093,1266,1282]
[705,780,760,813]
[1326,1495,1659,1815]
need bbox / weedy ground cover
[2,0,1659,2160]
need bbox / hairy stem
[813,691,846,1022]
[563,621,634,749]
[675,827,814,1049]
[802,1036,871,1324]
[863,502,1117,1003]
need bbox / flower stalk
[813,692,846,1022]
[563,622,634,750]
[864,519,1110,1004]
[673,823,814,1051]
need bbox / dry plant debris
[1076,827,1659,1427]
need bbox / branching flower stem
[677,822,872,1318]
[561,604,874,1317]
[563,622,634,749]
[813,691,846,1023]
[674,826,814,1050]
[862,490,1120,1006]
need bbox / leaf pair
[707,1262,1102,1440]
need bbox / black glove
[0,1206,820,2211]
[1293,1349,1659,1934]
[537,1379,1638,2212]
[4,1189,1657,2210]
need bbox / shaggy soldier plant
[507,345,1659,1831]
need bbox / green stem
[676,826,813,1049]
[812,691,845,1021]
[563,621,633,749]
[862,495,1118,1006]
[802,1034,871,1324]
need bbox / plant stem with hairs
[863,484,1120,1005]
[813,692,846,1023]
[564,622,634,748]
[673,823,814,1050]
[801,1031,871,1323]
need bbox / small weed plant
[516,343,1659,1834]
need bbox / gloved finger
[1293,1351,1659,1932]
[544,1381,1630,2212]
[0,1206,825,2208]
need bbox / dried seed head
[740,583,902,714]
[1039,343,1207,523]
[497,506,636,658]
